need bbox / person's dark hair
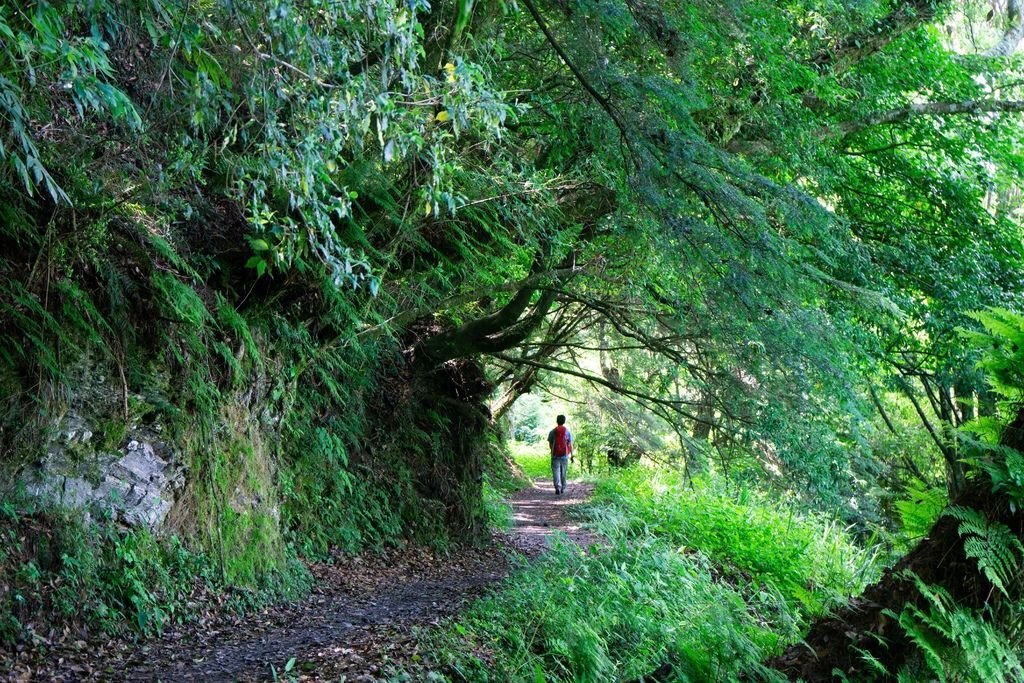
[556,414,566,425]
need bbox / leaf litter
[3,481,594,681]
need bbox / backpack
[553,425,570,457]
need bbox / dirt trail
[508,478,597,554]
[11,477,592,682]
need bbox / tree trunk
[986,0,1024,57]
[491,366,540,422]
[686,387,715,476]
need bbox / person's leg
[551,457,560,493]
[555,456,567,493]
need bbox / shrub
[429,467,880,682]
[435,539,786,682]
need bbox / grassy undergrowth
[429,466,881,682]
[593,470,881,615]
[509,440,600,484]
[0,500,310,647]
[509,440,554,481]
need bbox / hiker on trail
[548,414,574,495]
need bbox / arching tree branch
[832,99,1024,137]
[490,352,745,433]
[986,0,1024,57]
[415,261,583,366]
[519,0,635,153]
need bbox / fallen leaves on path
[4,480,594,681]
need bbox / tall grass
[436,540,784,682]
[482,479,514,531]
[592,469,880,614]
[509,440,597,485]
[510,440,553,481]
[430,466,882,682]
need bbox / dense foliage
[1,0,1024,677]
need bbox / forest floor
[6,478,594,682]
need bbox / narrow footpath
[11,479,593,682]
[507,478,597,555]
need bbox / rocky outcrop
[22,413,185,532]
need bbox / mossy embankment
[0,206,504,644]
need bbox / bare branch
[832,99,1024,137]
[519,0,635,155]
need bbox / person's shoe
[555,487,561,495]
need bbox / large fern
[965,309,1024,407]
[895,478,948,539]
[962,309,1024,512]
[943,506,1024,598]
[893,574,1024,683]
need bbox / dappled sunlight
[508,481,598,552]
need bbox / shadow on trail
[509,478,598,555]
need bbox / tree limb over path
[490,352,745,435]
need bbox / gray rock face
[22,414,185,533]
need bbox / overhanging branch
[490,352,741,432]
[519,0,635,154]
[415,261,583,366]
[832,99,1024,137]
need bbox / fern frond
[853,647,891,678]
[898,574,1024,683]
[895,478,947,538]
[943,506,1024,597]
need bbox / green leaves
[453,0,474,43]
[433,469,874,681]
[894,574,1024,682]
[895,478,948,538]
[0,4,139,203]
[593,471,877,614]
